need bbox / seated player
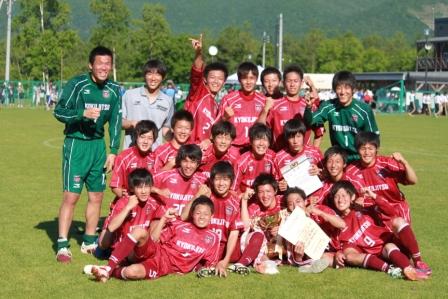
[96,168,160,257]
[329,181,430,281]
[110,120,158,200]
[181,161,247,276]
[153,144,207,215]
[304,71,379,162]
[274,118,323,192]
[152,110,194,173]
[258,64,323,151]
[200,120,240,178]
[184,34,228,147]
[233,123,277,193]
[86,196,220,282]
[217,62,266,149]
[281,187,345,273]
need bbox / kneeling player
[86,196,220,282]
[329,181,430,281]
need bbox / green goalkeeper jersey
[54,73,122,154]
[304,98,379,162]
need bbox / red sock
[363,254,389,272]
[111,267,125,279]
[397,224,421,263]
[388,248,410,269]
[108,234,137,270]
[238,232,264,266]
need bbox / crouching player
[86,196,220,282]
[329,181,430,281]
[96,168,160,258]
[281,187,345,273]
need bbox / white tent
[226,65,264,85]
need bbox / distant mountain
[2,0,448,40]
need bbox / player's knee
[383,243,398,256]
[391,217,407,233]
[122,265,146,280]
[87,192,104,204]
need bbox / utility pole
[3,0,13,105]
[262,31,269,68]
[277,13,283,72]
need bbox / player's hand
[335,251,345,268]
[121,189,129,197]
[305,95,315,108]
[303,76,315,90]
[241,188,255,201]
[223,107,234,120]
[163,208,177,220]
[269,226,279,238]
[263,97,274,113]
[391,152,406,164]
[308,196,319,206]
[196,184,211,198]
[83,107,101,120]
[104,154,116,173]
[165,156,176,170]
[189,33,203,53]
[308,164,321,176]
[127,195,139,209]
[293,241,305,258]
[199,139,212,151]
[215,260,228,278]
[361,187,376,199]
[278,179,288,192]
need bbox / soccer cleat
[83,265,94,275]
[91,265,111,282]
[81,242,98,254]
[387,265,403,279]
[415,261,432,276]
[56,247,72,263]
[228,263,250,276]
[197,267,216,278]
[298,259,329,274]
[403,266,429,281]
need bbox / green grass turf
[0,108,447,298]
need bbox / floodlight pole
[4,0,13,84]
[277,14,283,72]
[423,29,433,92]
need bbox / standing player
[184,34,228,147]
[260,67,283,99]
[258,64,324,151]
[86,196,220,282]
[152,110,194,173]
[217,62,266,149]
[153,144,207,215]
[304,70,379,162]
[121,59,174,150]
[53,46,122,263]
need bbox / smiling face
[89,55,112,84]
[286,193,306,212]
[284,72,302,97]
[172,120,192,145]
[213,134,233,155]
[239,71,258,94]
[335,83,354,106]
[358,143,377,167]
[145,70,163,92]
[256,184,277,209]
[191,204,213,229]
[333,188,354,215]
[205,70,226,95]
[179,156,200,178]
[325,154,346,181]
[136,131,154,153]
[251,136,270,158]
[212,174,232,197]
[263,73,281,96]
[133,184,151,202]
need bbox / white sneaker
[228,263,250,275]
[387,265,403,279]
[298,259,328,274]
[56,247,72,263]
[83,265,94,275]
[81,242,98,254]
[91,265,111,282]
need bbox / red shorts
[342,234,403,256]
[134,238,171,279]
[381,201,411,231]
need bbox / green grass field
[0,108,447,298]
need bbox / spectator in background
[163,79,177,102]
[421,93,431,116]
[17,82,25,108]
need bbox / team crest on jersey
[131,211,137,218]
[147,162,154,169]
[204,235,213,244]
[146,206,153,214]
[226,205,234,215]
[102,89,110,99]
[191,182,198,188]
[255,104,262,112]
[248,166,254,172]
[264,163,272,172]
[355,211,362,218]
[351,114,358,122]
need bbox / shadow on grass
[34,217,106,253]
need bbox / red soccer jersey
[184,66,218,143]
[274,145,323,179]
[338,210,393,255]
[200,145,240,177]
[110,146,155,190]
[160,219,220,272]
[232,149,278,192]
[266,96,324,151]
[103,196,160,248]
[152,142,179,173]
[209,192,244,256]
[153,169,207,215]
[217,90,266,147]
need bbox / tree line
[0,0,418,84]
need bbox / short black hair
[134,120,159,142]
[211,120,236,140]
[237,61,258,81]
[253,173,278,193]
[171,109,194,129]
[324,146,348,165]
[142,59,167,79]
[283,118,306,140]
[128,168,153,190]
[355,131,380,150]
[190,195,214,218]
[283,187,306,207]
[249,123,272,144]
[175,144,202,167]
[283,64,304,81]
[261,67,282,83]
[89,46,113,65]
[332,70,356,91]
[204,62,228,79]
[210,161,235,183]
[328,180,356,209]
